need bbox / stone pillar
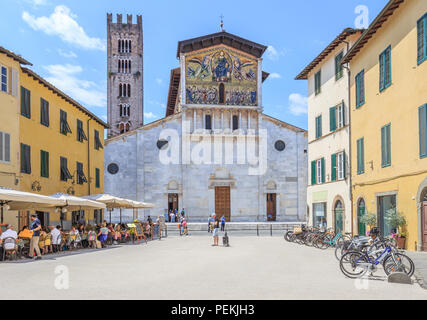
[193,110,196,132]
[248,110,251,130]
[212,111,215,130]
[221,110,224,130]
[239,111,242,130]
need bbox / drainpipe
[87,118,92,196]
[342,40,354,236]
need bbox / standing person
[212,213,220,246]
[147,216,153,226]
[170,211,175,224]
[182,219,188,236]
[207,215,213,233]
[174,209,178,222]
[181,208,185,219]
[220,215,226,232]
[27,214,42,260]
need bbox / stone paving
[0,235,426,300]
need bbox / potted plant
[359,212,377,235]
[385,208,407,249]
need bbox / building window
[219,83,225,104]
[40,98,49,127]
[60,110,72,135]
[205,114,212,130]
[77,119,88,142]
[417,13,427,65]
[60,157,72,181]
[0,131,10,163]
[331,152,346,181]
[311,158,325,185]
[379,46,391,92]
[355,70,365,108]
[381,124,391,167]
[40,150,49,178]
[335,51,344,80]
[94,130,103,150]
[315,115,322,138]
[20,86,31,118]
[419,104,427,158]
[337,103,345,129]
[330,107,337,132]
[1,66,7,93]
[76,162,87,185]
[20,143,31,174]
[95,168,100,188]
[232,115,239,131]
[314,70,321,95]
[357,138,365,175]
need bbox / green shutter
[330,107,337,132]
[321,158,325,183]
[417,14,427,64]
[41,150,49,178]
[311,161,316,185]
[357,138,365,174]
[331,153,337,182]
[96,168,100,188]
[381,124,391,167]
[419,104,427,158]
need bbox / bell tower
[107,13,144,138]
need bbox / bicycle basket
[293,226,303,235]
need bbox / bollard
[257,224,259,237]
[270,224,273,237]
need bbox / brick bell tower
[107,13,144,138]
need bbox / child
[183,219,188,236]
[87,227,97,248]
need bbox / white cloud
[155,78,163,85]
[144,112,158,120]
[288,93,308,116]
[43,64,106,108]
[57,49,77,58]
[266,45,279,61]
[269,73,281,79]
[148,100,166,109]
[22,5,105,51]
[25,0,48,6]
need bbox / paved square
[1,236,427,300]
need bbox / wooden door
[215,187,230,222]
[18,211,29,230]
[266,194,276,221]
[168,194,178,212]
[423,202,427,251]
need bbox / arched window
[118,40,121,53]
[232,115,239,131]
[219,83,225,104]
[120,123,124,134]
[127,105,130,117]
[119,104,123,117]
[129,60,131,73]
[119,84,122,97]
[334,200,344,232]
[125,122,130,132]
[118,60,121,73]
[358,198,366,236]
[127,84,131,97]
[129,40,132,53]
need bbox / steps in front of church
[164,222,304,234]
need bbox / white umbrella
[0,188,67,222]
[49,193,106,210]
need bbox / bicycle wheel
[284,231,293,242]
[383,253,415,277]
[340,251,368,279]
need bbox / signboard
[152,224,161,240]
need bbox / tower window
[219,83,225,104]
[127,84,131,97]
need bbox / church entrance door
[266,194,276,221]
[215,187,230,222]
[168,194,179,213]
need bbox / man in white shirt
[50,225,61,246]
[0,224,18,250]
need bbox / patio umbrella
[0,188,67,223]
[82,194,133,223]
[49,193,106,228]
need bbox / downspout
[87,118,92,225]
[342,40,354,236]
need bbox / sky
[1,0,387,131]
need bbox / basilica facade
[104,30,308,222]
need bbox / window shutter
[311,161,316,185]
[385,47,391,87]
[342,102,346,126]
[381,126,386,166]
[361,71,365,104]
[386,124,391,165]
[419,104,427,157]
[330,107,337,132]
[331,153,337,182]
[11,68,18,97]
[26,145,31,174]
[96,168,100,188]
[343,152,347,179]
[321,158,325,183]
[379,53,384,91]
[0,132,3,161]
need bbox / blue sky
[1,0,387,130]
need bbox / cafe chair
[2,237,17,261]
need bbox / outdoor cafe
[0,188,156,261]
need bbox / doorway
[334,200,344,233]
[378,194,396,237]
[313,202,327,229]
[36,211,49,227]
[168,194,179,213]
[266,193,276,221]
[215,186,230,222]
[358,198,366,236]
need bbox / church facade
[104,30,308,223]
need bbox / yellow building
[342,0,427,251]
[12,67,109,230]
[0,47,31,190]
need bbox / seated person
[0,224,18,251]
[50,225,62,251]
[18,226,33,239]
[97,224,109,248]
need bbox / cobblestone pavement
[0,236,426,300]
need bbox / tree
[359,212,377,228]
[384,208,406,237]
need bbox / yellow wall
[0,52,20,189]
[350,0,427,250]
[15,69,106,228]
